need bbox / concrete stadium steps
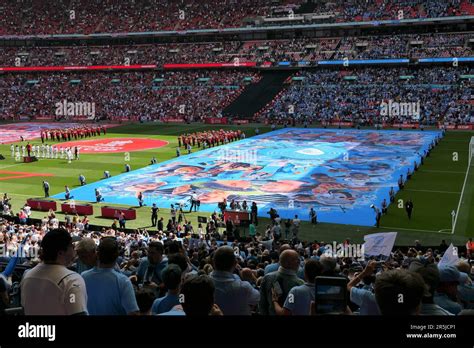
[222,70,293,119]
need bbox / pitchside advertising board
[204,117,228,124]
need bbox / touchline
[18,323,56,342]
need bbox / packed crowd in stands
[0,191,473,316]
[334,33,472,60]
[0,0,471,36]
[264,0,473,25]
[0,70,260,122]
[0,32,471,68]
[0,0,302,35]
[258,66,474,126]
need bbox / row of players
[40,126,107,143]
[10,143,79,160]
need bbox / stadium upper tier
[0,33,472,68]
[0,0,472,36]
[0,67,472,126]
[257,66,474,126]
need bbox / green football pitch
[0,122,472,246]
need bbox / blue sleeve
[244,281,260,306]
[121,277,139,314]
[151,298,162,315]
[283,287,297,313]
[350,287,369,306]
[136,260,146,282]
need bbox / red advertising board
[0,64,157,72]
[163,62,256,69]
[61,203,94,216]
[204,117,228,124]
[101,206,136,220]
[162,117,186,123]
[393,123,419,129]
[331,122,353,127]
[27,199,57,211]
[234,119,249,125]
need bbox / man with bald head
[210,246,260,315]
[74,238,97,274]
[264,244,291,275]
[259,249,304,315]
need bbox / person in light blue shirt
[264,252,280,275]
[210,246,260,315]
[264,245,305,280]
[275,259,323,315]
[82,238,139,315]
[434,266,463,315]
[136,242,168,287]
[347,260,381,315]
[151,264,182,315]
[158,305,186,316]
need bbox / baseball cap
[438,265,461,283]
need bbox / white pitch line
[0,162,25,170]
[404,189,461,194]
[452,163,472,235]
[381,226,453,234]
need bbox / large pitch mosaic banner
[56,128,440,226]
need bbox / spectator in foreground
[210,246,260,315]
[73,238,97,274]
[347,260,380,315]
[151,264,182,315]
[274,259,323,315]
[409,261,453,315]
[374,269,425,315]
[82,237,139,315]
[434,266,463,315]
[259,249,304,315]
[136,242,168,289]
[135,288,156,316]
[21,229,88,315]
[181,275,223,316]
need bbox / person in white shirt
[23,204,31,217]
[10,144,14,157]
[21,229,88,315]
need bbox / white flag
[438,243,459,268]
[363,232,398,257]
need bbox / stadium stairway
[294,1,317,14]
[223,70,293,119]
